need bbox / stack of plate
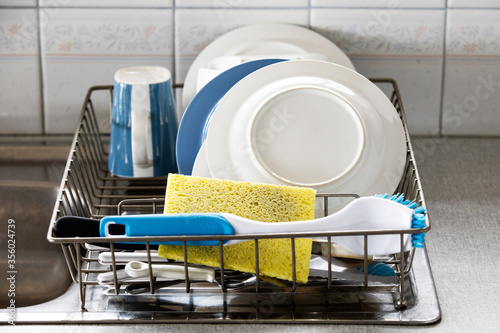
[176,23,406,214]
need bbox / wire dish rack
[47,80,440,324]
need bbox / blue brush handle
[100,213,235,246]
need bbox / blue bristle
[356,262,396,277]
[414,206,427,214]
[411,213,427,248]
[407,202,418,210]
[389,194,400,202]
[374,193,427,248]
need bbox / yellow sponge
[157,174,316,283]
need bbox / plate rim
[205,60,407,199]
[181,22,355,111]
[176,58,287,175]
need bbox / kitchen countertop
[3,137,499,332]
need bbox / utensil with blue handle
[54,194,426,256]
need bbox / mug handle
[131,108,153,168]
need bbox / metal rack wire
[47,80,433,323]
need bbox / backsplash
[0,1,499,136]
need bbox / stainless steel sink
[0,144,73,308]
[0,181,72,308]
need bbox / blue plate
[176,58,286,175]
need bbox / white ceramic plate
[206,60,407,207]
[176,59,286,175]
[191,141,211,178]
[182,23,355,110]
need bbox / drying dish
[205,60,407,203]
[191,141,211,177]
[176,59,286,175]
[181,23,355,110]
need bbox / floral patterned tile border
[311,8,445,58]
[0,9,39,55]
[447,9,500,57]
[41,9,174,58]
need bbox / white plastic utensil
[98,251,169,265]
[125,261,216,283]
[97,269,134,286]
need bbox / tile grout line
[172,0,177,85]
[438,1,449,137]
[36,0,46,135]
[307,0,312,28]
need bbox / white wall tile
[0,9,42,134]
[442,9,500,135]
[0,0,36,6]
[311,0,445,8]
[448,0,500,8]
[311,8,445,135]
[40,8,174,134]
[177,0,308,8]
[175,8,309,85]
[39,0,173,7]
[1,5,498,136]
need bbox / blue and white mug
[108,66,178,178]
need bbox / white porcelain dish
[182,23,355,110]
[176,59,286,175]
[205,60,407,207]
[197,53,331,92]
[191,141,211,178]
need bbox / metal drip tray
[7,240,439,324]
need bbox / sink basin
[0,181,72,308]
[0,144,73,308]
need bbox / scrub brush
[98,193,427,256]
[373,193,427,248]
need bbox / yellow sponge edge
[157,174,316,283]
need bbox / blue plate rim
[176,58,287,175]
